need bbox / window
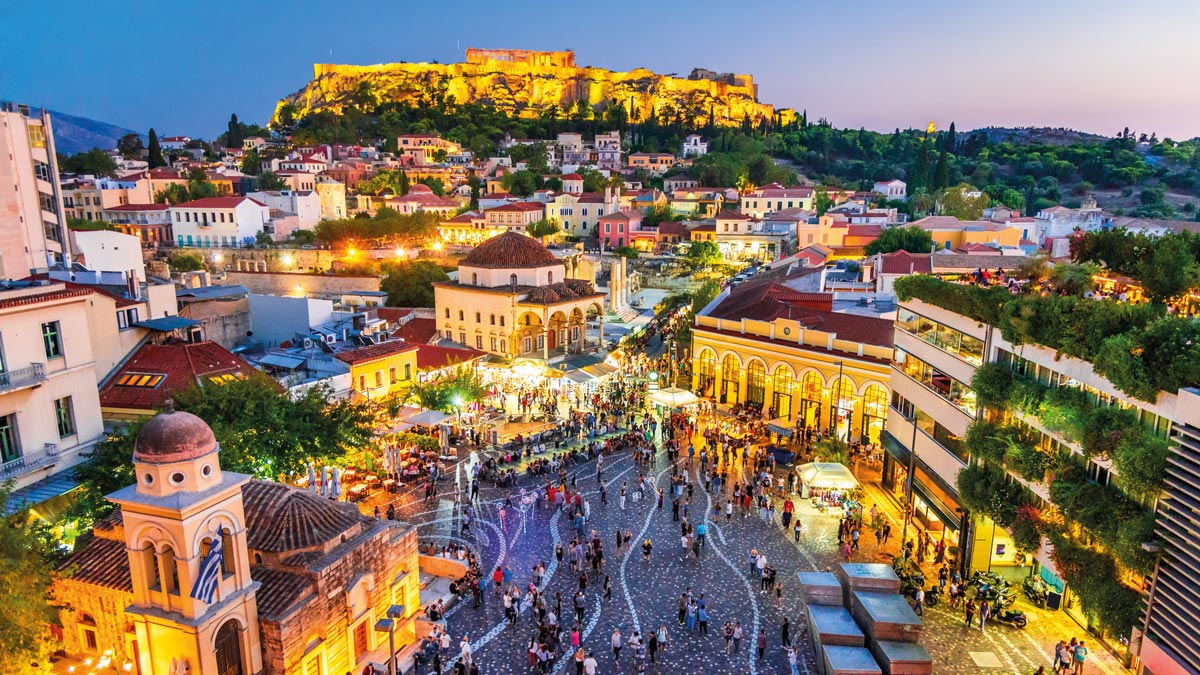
[0,414,17,464]
[475,335,483,349]
[41,322,62,359]
[475,312,481,323]
[490,337,498,351]
[490,314,496,325]
[499,316,506,327]
[358,374,366,392]
[459,332,466,344]
[458,310,464,321]
[403,363,411,380]
[389,367,398,385]
[445,308,450,318]
[54,396,74,437]
[893,348,976,416]
[895,308,983,365]
[117,308,139,330]
[374,370,383,388]
[116,372,165,387]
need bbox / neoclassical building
[433,232,606,361]
[691,268,894,443]
[54,410,421,675]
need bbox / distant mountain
[971,126,1110,147]
[45,109,145,155]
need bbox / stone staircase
[609,305,642,323]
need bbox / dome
[526,286,562,303]
[407,184,433,195]
[460,232,558,269]
[133,410,218,464]
[242,481,367,553]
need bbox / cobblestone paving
[372,442,1124,675]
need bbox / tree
[117,132,144,158]
[59,148,117,177]
[467,175,481,210]
[930,150,950,191]
[187,169,217,200]
[526,218,562,242]
[66,217,116,232]
[864,225,934,255]
[937,183,988,220]
[380,260,451,306]
[226,113,243,148]
[686,240,723,267]
[155,183,191,204]
[405,366,487,412]
[612,245,640,258]
[168,253,205,273]
[814,191,835,216]
[641,202,675,228]
[398,170,411,196]
[147,128,166,168]
[257,171,287,191]
[241,148,262,175]
[0,488,63,675]
[1137,235,1200,304]
[500,170,540,197]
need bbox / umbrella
[380,445,392,474]
[648,387,700,408]
[795,462,860,490]
[319,466,329,496]
[331,467,342,500]
[307,463,317,491]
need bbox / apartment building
[169,196,270,247]
[0,280,105,510]
[741,183,815,217]
[0,102,68,277]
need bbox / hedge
[895,275,1200,402]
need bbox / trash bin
[1046,591,1062,611]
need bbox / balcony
[0,364,47,393]
[0,442,60,479]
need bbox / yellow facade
[691,315,892,443]
[344,347,419,401]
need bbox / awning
[566,370,595,383]
[795,462,860,490]
[404,409,452,427]
[4,471,82,518]
[259,353,305,369]
[134,316,202,332]
[582,363,618,378]
[766,419,795,438]
[648,387,699,407]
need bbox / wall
[179,295,252,351]
[225,270,380,298]
[72,231,146,281]
[248,295,334,347]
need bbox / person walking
[781,616,792,647]
[1053,640,1069,673]
[913,587,925,616]
[723,622,735,655]
[979,599,991,632]
[642,538,653,562]
[756,631,767,661]
[1073,641,1088,675]
[964,598,976,627]
[583,651,598,675]
[573,647,586,675]
[647,630,659,665]
[697,605,709,635]
[733,621,743,653]
[611,628,622,662]
[793,519,803,543]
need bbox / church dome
[407,183,433,195]
[460,231,558,269]
[133,410,218,464]
[242,481,366,552]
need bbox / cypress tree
[932,150,950,192]
[147,128,165,168]
[398,170,411,196]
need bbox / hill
[972,126,1110,146]
[47,110,144,155]
[275,47,792,128]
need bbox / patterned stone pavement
[369,438,1124,675]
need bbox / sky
[2,0,1198,141]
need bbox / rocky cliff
[275,49,792,127]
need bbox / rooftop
[459,231,559,269]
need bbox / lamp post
[832,360,845,438]
[373,604,407,675]
[1135,541,1164,669]
[899,407,919,553]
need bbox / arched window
[444,308,450,318]
[861,384,889,445]
[548,271,554,283]
[773,365,794,419]
[475,312,481,323]
[510,274,518,286]
[720,354,740,405]
[458,310,464,321]
[499,316,506,327]
[831,376,857,439]
[696,350,716,395]
[746,360,766,408]
[160,545,180,595]
[490,314,496,325]
[471,272,478,285]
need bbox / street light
[373,604,407,675]
[1135,542,1164,668]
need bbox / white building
[681,134,708,158]
[741,183,815,217]
[872,179,907,202]
[70,230,148,282]
[169,196,270,248]
[247,190,321,230]
[314,176,347,220]
[247,294,335,347]
[0,102,68,277]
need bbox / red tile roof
[657,222,688,235]
[57,532,132,592]
[415,344,486,370]
[877,251,934,275]
[392,318,438,344]
[561,173,582,180]
[99,342,260,411]
[0,286,92,310]
[173,196,266,209]
[748,183,815,198]
[105,203,169,212]
[717,209,751,221]
[374,308,413,322]
[488,202,545,213]
[334,340,419,366]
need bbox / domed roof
[242,481,367,553]
[407,183,433,195]
[526,286,562,303]
[460,232,558,269]
[133,410,218,464]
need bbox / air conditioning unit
[302,337,314,350]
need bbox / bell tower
[108,407,262,675]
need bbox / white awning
[648,387,700,408]
[795,462,859,490]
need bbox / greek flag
[190,532,223,603]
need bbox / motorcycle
[1022,577,1049,608]
[989,606,1028,629]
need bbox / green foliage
[970,363,1014,411]
[257,171,287,191]
[117,132,143,158]
[155,182,191,205]
[864,225,934,255]
[380,260,450,307]
[406,367,486,412]
[936,183,988,220]
[59,147,117,177]
[66,217,116,232]
[1049,465,1153,573]
[168,253,205,273]
[1048,533,1143,638]
[893,275,1008,326]
[1048,262,1100,295]
[641,202,675,228]
[64,423,141,524]
[814,191,835,216]
[501,169,541,197]
[1137,235,1200,304]
[526,218,561,241]
[1010,505,1043,552]
[314,209,442,247]
[612,245,639,258]
[241,148,262,175]
[147,128,166,168]
[965,420,1010,464]
[956,462,1025,527]
[0,488,63,675]
[814,437,851,464]
[686,240,723,267]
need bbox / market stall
[796,461,861,499]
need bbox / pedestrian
[733,621,743,653]
[756,631,767,660]
[573,647,585,675]
[793,519,802,543]
[611,628,622,662]
[913,587,925,616]
[781,616,791,647]
[657,624,669,657]
[697,605,709,634]
[787,645,800,675]
[723,622,734,654]
[964,598,976,627]
[583,651,598,675]
[648,630,659,664]
[603,575,613,601]
[1053,640,1069,673]
[642,538,653,562]
[1073,641,1088,675]
[979,599,991,632]
[882,522,892,543]
[678,593,687,625]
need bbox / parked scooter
[1022,576,1049,608]
[987,594,1029,629]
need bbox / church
[432,231,607,362]
[53,409,421,675]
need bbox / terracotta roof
[658,222,688,235]
[577,192,607,203]
[717,209,751,221]
[748,183,815,198]
[561,173,582,180]
[599,209,643,221]
[392,318,438,344]
[692,223,716,232]
[708,271,833,322]
[487,202,545,213]
[694,323,892,362]
[479,192,514,200]
[459,231,558,269]
[57,533,133,592]
[0,286,92,311]
[24,274,142,308]
[845,224,883,238]
[877,251,934,275]
[242,480,367,553]
[443,210,482,223]
[172,196,266,209]
[251,566,315,619]
[711,294,893,347]
[334,340,418,366]
[133,411,218,464]
[105,203,169,212]
[99,342,259,411]
[374,308,414,322]
[415,344,486,370]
